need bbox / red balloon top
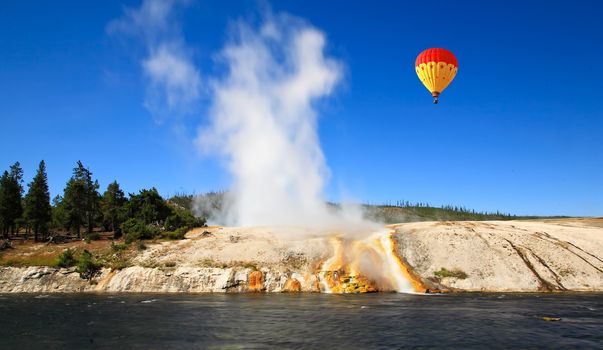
[415,48,458,67]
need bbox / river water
[0,293,601,349]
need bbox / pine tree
[24,160,52,242]
[87,180,101,234]
[0,171,7,237]
[0,162,24,237]
[63,161,100,238]
[101,181,127,234]
[63,177,85,237]
[51,195,69,231]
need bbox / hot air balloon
[415,48,458,104]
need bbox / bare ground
[1,219,602,293]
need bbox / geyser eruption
[197,14,353,228]
[112,2,419,293]
[195,13,419,293]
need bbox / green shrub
[122,218,145,243]
[76,250,101,281]
[125,188,172,224]
[165,209,205,231]
[56,249,76,268]
[111,241,129,252]
[164,214,183,232]
[122,218,159,243]
[197,258,229,269]
[147,225,161,237]
[433,267,468,279]
[161,227,188,240]
[107,257,130,271]
[86,232,102,241]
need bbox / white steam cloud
[110,3,375,231]
[197,14,373,231]
[108,0,201,120]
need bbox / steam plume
[111,3,374,230]
[197,14,372,230]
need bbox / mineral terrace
[1,219,602,293]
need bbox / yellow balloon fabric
[415,62,457,95]
[415,48,458,103]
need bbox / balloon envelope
[415,48,458,103]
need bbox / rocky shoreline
[1,219,602,294]
[0,266,314,293]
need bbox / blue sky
[1,0,602,216]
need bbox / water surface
[1,293,601,349]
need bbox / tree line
[0,160,205,243]
[380,199,514,217]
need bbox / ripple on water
[139,298,158,303]
[0,293,601,348]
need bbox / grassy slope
[361,205,569,224]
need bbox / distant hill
[361,205,568,224]
[169,193,569,224]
